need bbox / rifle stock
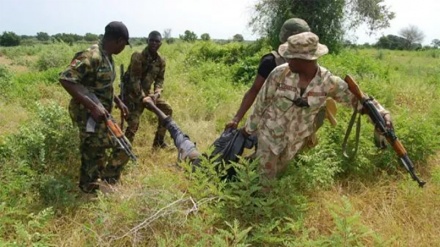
[344,75,425,187]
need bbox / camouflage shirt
[244,64,359,155]
[124,47,166,102]
[59,42,116,111]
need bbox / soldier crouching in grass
[241,32,393,190]
[59,21,131,194]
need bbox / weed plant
[0,42,439,246]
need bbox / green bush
[0,65,13,97]
[35,45,72,71]
[0,101,79,207]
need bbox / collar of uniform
[142,47,159,61]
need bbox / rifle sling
[342,109,362,159]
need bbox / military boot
[152,132,169,149]
[101,165,123,185]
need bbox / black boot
[152,132,169,149]
[101,165,122,185]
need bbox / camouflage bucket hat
[279,18,311,43]
[278,32,328,60]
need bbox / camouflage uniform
[60,43,128,191]
[245,64,361,179]
[123,47,172,144]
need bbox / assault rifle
[344,75,425,187]
[86,93,137,162]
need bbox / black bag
[209,128,257,179]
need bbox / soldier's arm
[153,58,165,95]
[229,74,266,127]
[328,75,391,126]
[227,54,275,129]
[128,52,147,101]
[59,54,106,121]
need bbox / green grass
[0,41,439,246]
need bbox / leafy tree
[375,34,407,50]
[0,31,21,46]
[179,30,198,42]
[232,34,244,42]
[36,32,50,41]
[201,33,211,41]
[398,25,425,50]
[84,33,99,42]
[250,0,394,53]
[52,33,83,44]
[432,39,440,49]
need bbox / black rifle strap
[342,109,362,159]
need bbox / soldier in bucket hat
[241,32,393,186]
[225,18,310,129]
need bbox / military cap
[105,21,130,45]
[279,18,311,43]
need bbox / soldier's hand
[118,101,130,119]
[153,92,161,102]
[383,113,393,129]
[90,103,107,122]
[143,96,155,110]
[225,118,239,130]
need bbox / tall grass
[0,41,439,246]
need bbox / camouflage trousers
[125,97,173,143]
[69,101,129,191]
[256,134,306,180]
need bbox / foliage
[232,34,244,42]
[0,31,21,46]
[0,65,13,96]
[200,33,211,41]
[36,32,50,41]
[184,40,268,85]
[345,0,395,33]
[375,34,408,50]
[179,30,198,42]
[0,42,439,246]
[84,32,99,42]
[35,43,72,71]
[52,33,83,44]
[250,0,394,53]
[398,25,425,50]
[0,102,79,244]
[431,39,440,49]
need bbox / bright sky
[0,0,438,45]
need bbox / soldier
[123,31,172,148]
[59,21,131,193]
[242,32,393,182]
[225,18,311,129]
